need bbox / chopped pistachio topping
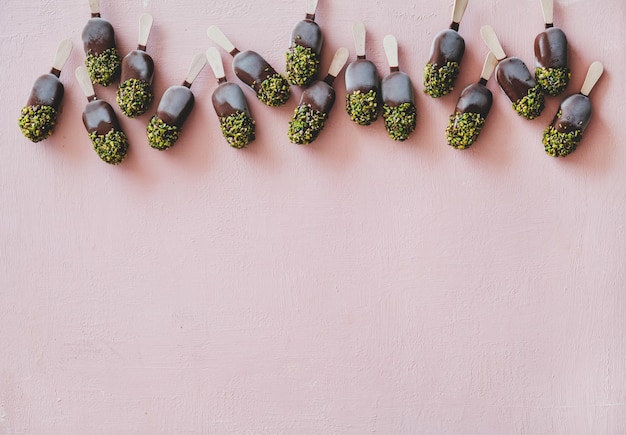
[116,78,153,118]
[346,89,379,126]
[286,44,320,86]
[147,116,180,150]
[542,124,582,157]
[85,47,122,87]
[535,66,571,97]
[512,85,545,120]
[288,104,327,144]
[220,110,256,149]
[424,61,460,98]
[89,129,129,164]
[18,105,57,142]
[445,112,486,149]
[382,102,416,141]
[257,73,290,106]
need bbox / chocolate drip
[496,57,536,102]
[232,50,277,92]
[26,74,64,108]
[534,27,568,69]
[428,29,465,66]
[82,100,120,135]
[551,93,592,133]
[121,50,154,84]
[455,83,493,118]
[382,72,414,107]
[82,17,116,55]
[156,85,194,127]
[212,82,250,117]
[300,80,335,114]
[345,59,379,93]
[290,19,323,53]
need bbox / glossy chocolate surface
[290,19,323,54]
[233,50,276,92]
[535,27,568,69]
[121,50,154,84]
[82,17,116,55]
[550,93,592,133]
[82,100,120,135]
[496,57,536,102]
[428,29,465,66]
[345,59,379,93]
[300,80,335,114]
[382,72,414,106]
[156,85,194,127]
[212,82,250,117]
[455,82,493,118]
[27,74,64,108]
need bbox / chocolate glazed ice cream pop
[534,0,570,97]
[424,0,468,98]
[18,39,72,143]
[381,35,416,141]
[481,25,545,120]
[542,61,603,157]
[76,65,129,164]
[288,47,349,144]
[446,52,498,149]
[82,0,121,86]
[116,14,155,117]
[147,54,207,150]
[206,47,256,149]
[208,25,290,107]
[286,0,323,86]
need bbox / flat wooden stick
[138,14,153,48]
[306,0,319,17]
[352,21,366,58]
[580,61,604,96]
[206,47,226,81]
[89,0,99,15]
[185,53,207,86]
[452,0,469,25]
[383,34,398,69]
[207,25,236,54]
[327,47,349,78]
[480,52,498,82]
[75,65,95,100]
[52,39,73,72]
[480,25,506,61]
[540,0,554,26]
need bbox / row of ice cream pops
[18,0,604,164]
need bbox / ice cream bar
[542,61,603,157]
[446,52,498,149]
[147,53,206,150]
[288,47,349,144]
[286,0,323,86]
[381,35,416,141]
[116,14,155,117]
[75,66,128,164]
[534,0,570,96]
[481,25,545,120]
[208,25,290,107]
[81,0,121,86]
[18,39,72,143]
[345,22,380,126]
[206,47,255,149]
[424,0,468,98]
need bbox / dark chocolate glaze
[300,80,335,114]
[290,19,323,54]
[428,29,465,66]
[212,82,250,117]
[455,82,493,118]
[550,93,592,133]
[82,100,120,135]
[496,57,536,102]
[121,50,154,84]
[534,27,568,69]
[382,72,414,107]
[26,74,64,108]
[82,17,116,55]
[345,59,379,93]
[156,85,194,127]
[232,50,277,92]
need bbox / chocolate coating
[455,82,493,118]
[496,57,536,102]
[26,74,64,108]
[535,27,568,69]
[290,19,323,54]
[428,29,465,66]
[82,100,120,135]
[345,59,379,93]
[300,80,335,114]
[156,85,194,127]
[382,72,414,107]
[233,50,277,92]
[550,93,592,133]
[82,17,116,55]
[212,82,250,117]
[121,50,154,84]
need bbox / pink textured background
[1,0,625,433]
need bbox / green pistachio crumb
[382,102,416,141]
[535,66,571,97]
[18,105,57,142]
[512,84,545,120]
[219,111,256,149]
[288,104,327,144]
[445,112,486,149]
[424,61,460,98]
[257,73,290,106]
[147,116,180,150]
[85,47,122,87]
[542,124,582,157]
[116,78,153,117]
[346,89,379,126]
[89,129,129,164]
[286,44,320,86]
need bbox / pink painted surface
[1,0,625,433]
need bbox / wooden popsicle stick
[75,65,96,100]
[580,61,604,96]
[352,21,366,58]
[480,25,506,61]
[540,0,554,26]
[138,13,153,48]
[306,0,319,17]
[206,47,226,81]
[480,51,498,82]
[452,0,469,25]
[89,0,100,15]
[184,53,207,86]
[207,25,236,54]
[52,39,73,72]
[327,47,349,78]
[383,34,399,69]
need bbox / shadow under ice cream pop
[424,0,468,98]
[116,14,155,117]
[534,0,570,97]
[286,0,323,86]
[208,25,290,107]
[75,65,129,164]
[446,52,498,149]
[381,35,416,141]
[288,47,349,144]
[147,54,207,150]
[481,25,545,120]
[206,47,256,149]
[542,61,603,157]
[82,0,121,86]
[18,39,72,143]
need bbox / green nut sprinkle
[85,47,122,87]
[89,129,129,164]
[536,66,571,97]
[257,73,290,107]
[18,105,57,142]
[147,116,180,150]
[116,78,153,118]
[445,112,486,150]
[346,89,379,126]
[424,61,460,98]
[286,44,320,86]
[512,84,545,120]
[542,125,582,157]
[288,104,327,144]
[220,111,256,149]
[382,102,416,141]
